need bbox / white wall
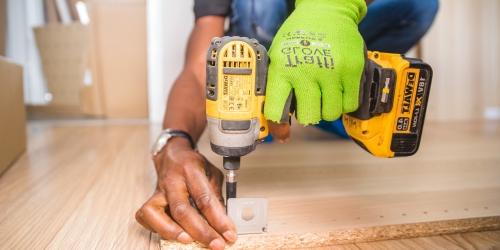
[147,0,194,123]
[6,0,47,105]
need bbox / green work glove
[264,0,367,125]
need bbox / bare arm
[162,16,225,141]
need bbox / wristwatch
[151,129,195,157]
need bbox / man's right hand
[135,138,237,250]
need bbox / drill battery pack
[343,52,433,157]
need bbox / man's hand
[136,138,236,250]
[264,0,367,141]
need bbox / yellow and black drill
[205,37,269,202]
[206,36,433,201]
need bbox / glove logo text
[280,45,334,69]
[279,30,334,70]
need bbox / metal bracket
[227,198,268,234]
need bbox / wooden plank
[160,230,500,250]
[161,217,500,249]
[150,233,162,250]
[161,121,500,249]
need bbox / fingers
[265,69,293,141]
[166,180,226,250]
[342,42,365,113]
[136,192,193,243]
[342,64,364,113]
[320,71,343,121]
[186,165,237,244]
[268,121,290,143]
[264,67,293,123]
[205,162,225,204]
[135,210,154,232]
[293,79,321,125]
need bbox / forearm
[163,72,206,140]
[162,16,225,142]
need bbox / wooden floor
[0,119,499,249]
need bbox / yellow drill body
[205,36,269,201]
[343,51,433,157]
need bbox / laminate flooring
[0,119,498,249]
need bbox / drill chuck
[223,156,241,170]
[226,170,237,200]
[224,157,239,201]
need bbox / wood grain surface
[168,120,500,249]
[0,120,498,249]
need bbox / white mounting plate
[227,198,268,235]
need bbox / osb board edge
[160,216,500,250]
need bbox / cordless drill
[205,37,269,203]
[206,36,433,201]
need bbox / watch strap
[152,129,196,157]
[167,129,196,149]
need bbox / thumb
[268,121,291,143]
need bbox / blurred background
[0,0,499,123]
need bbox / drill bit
[223,156,240,204]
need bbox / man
[135,0,439,249]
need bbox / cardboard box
[34,24,89,107]
[0,57,26,175]
[32,0,148,119]
[33,23,105,117]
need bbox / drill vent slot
[221,42,254,75]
